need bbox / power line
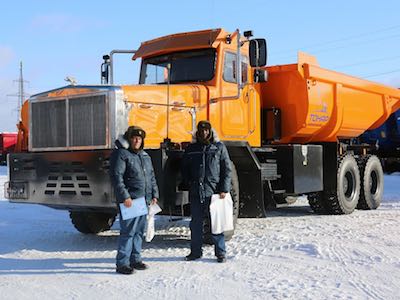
[273,32,400,60]
[363,68,400,78]
[272,24,400,55]
[313,33,400,55]
[332,55,400,69]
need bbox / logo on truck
[310,102,329,123]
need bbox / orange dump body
[261,53,400,143]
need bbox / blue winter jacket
[182,130,232,202]
[109,137,159,204]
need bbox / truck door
[219,52,255,139]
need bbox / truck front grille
[69,96,107,146]
[31,100,67,148]
[31,94,107,150]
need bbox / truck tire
[203,161,240,243]
[69,211,116,234]
[357,155,383,210]
[308,192,328,214]
[325,154,361,214]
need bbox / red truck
[0,133,17,165]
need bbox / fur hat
[197,120,212,131]
[196,120,213,144]
[124,126,146,140]
[123,125,146,151]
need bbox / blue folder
[119,197,148,220]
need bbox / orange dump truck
[5,28,400,235]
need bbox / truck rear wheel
[69,211,116,234]
[357,155,383,210]
[325,154,360,214]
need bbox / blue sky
[1,0,400,131]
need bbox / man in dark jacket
[109,125,159,275]
[182,120,232,263]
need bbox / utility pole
[8,61,29,122]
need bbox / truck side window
[141,63,169,84]
[223,52,248,84]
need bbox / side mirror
[101,55,110,84]
[249,39,267,67]
[254,69,268,83]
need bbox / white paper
[148,203,162,216]
[145,203,162,242]
[209,193,234,234]
[119,197,148,220]
[145,214,155,242]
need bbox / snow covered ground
[0,165,399,300]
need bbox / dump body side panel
[260,54,400,143]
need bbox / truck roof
[132,28,224,60]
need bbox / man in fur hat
[181,120,232,263]
[109,125,159,275]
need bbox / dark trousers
[116,214,147,267]
[190,196,226,257]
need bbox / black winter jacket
[109,137,159,203]
[182,130,232,202]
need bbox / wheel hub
[344,171,355,201]
[370,170,378,195]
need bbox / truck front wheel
[69,211,116,234]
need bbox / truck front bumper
[6,150,117,211]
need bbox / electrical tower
[8,61,29,122]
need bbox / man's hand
[219,192,226,199]
[151,198,158,205]
[123,198,132,207]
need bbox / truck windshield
[139,49,216,84]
